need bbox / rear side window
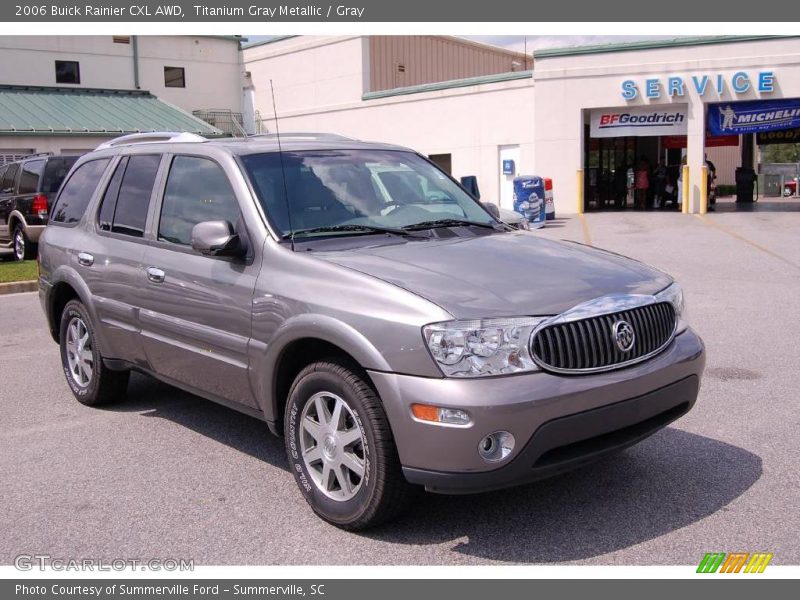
[1,163,19,193]
[41,157,78,194]
[96,154,161,238]
[50,159,110,224]
[18,160,45,194]
[158,156,240,246]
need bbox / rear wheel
[59,300,129,406]
[12,225,35,261]
[285,359,414,530]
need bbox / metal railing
[192,109,248,137]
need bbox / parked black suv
[0,154,78,260]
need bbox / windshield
[240,150,495,237]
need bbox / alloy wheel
[13,230,24,261]
[299,391,366,501]
[65,316,93,388]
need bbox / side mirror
[482,202,500,218]
[191,220,244,258]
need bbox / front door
[138,154,259,408]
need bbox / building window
[112,36,131,44]
[55,60,80,84]
[428,154,453,175]
[164,66,186,88]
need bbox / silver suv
[38,132,705,530]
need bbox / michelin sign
[707,99,800,136]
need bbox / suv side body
[0,154,78,260]
[38,135,705,530]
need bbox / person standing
[635,157,650,210]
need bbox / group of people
[614,154,716,211]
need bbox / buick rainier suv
[38,132,705,530]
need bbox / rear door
[78,153,163,365]
[138,154,259,408]
[0,162,20,240]
[15,158,46,222]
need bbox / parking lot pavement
[1,208,799,566]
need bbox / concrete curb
[0,280,37,295]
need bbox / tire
[285,359,415,530]
[59,300,129,406]
[12,225,35,261]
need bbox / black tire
[285,359,415,530]
[59,300,129,406]
[12,225,36,261]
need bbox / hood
[314,232,673,319]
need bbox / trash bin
[513,176,546,229]
[543,177,555,220]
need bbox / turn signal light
[411,403,471,426]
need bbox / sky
[245,35,678,52]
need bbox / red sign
[661,135,738,149]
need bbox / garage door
[0,149,34,166]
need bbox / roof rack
[95,131,207,151]
[247,132,356,142]
[20,151,54,160]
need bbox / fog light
[478,431,515,462]
[411,403,471,426]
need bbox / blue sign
[502,159,515,175]
[707,98,800,136]
[621,71,775,100]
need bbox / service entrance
[582,104,689,212]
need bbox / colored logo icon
[697,552,773,573]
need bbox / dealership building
[243,35,800,214]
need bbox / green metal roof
[0,85,225,137]
[534,35,800,59]
[362,70,533,101]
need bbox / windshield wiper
[283,224,416,239]
[402,218,501,231]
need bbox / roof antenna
[270,79,295,251]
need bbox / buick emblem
[612,320,635,353]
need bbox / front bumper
[369,328,705,494]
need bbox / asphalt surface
[1,200,799,565]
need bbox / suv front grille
[531,302,676,373]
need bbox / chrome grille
[531,302,676,373]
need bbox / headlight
[655,282,687,333]
[423,317,547,377]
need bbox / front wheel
[285,359,414,530]
[59,300,129,406]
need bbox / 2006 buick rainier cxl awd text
[38,131,705,530]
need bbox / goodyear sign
[708,99,800,136]
[590,105,688,138]
[757,127,800,145]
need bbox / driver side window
[158,156,241,246]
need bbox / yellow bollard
[681,165,690,214]
[699,165,708,215]
[576,169,584,214]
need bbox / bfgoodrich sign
[590,105,688,138]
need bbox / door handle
[146,267,166,283]
[77,252,94,266]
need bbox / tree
[760,143,800,164]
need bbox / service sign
[590,105,688,138]
[707,98,800,135]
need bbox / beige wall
[368,36,532,92]
[0,135,113,157]
[0,35,243,115]
[244,36,535,205]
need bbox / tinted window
[109,154,161,238]
[97,157,127,232]
[51,159,110,224]
[158,156,240,246]
[18,160,45,194]
[0,166,9,192]
[1,163,19,193]
[41,157,78,194]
